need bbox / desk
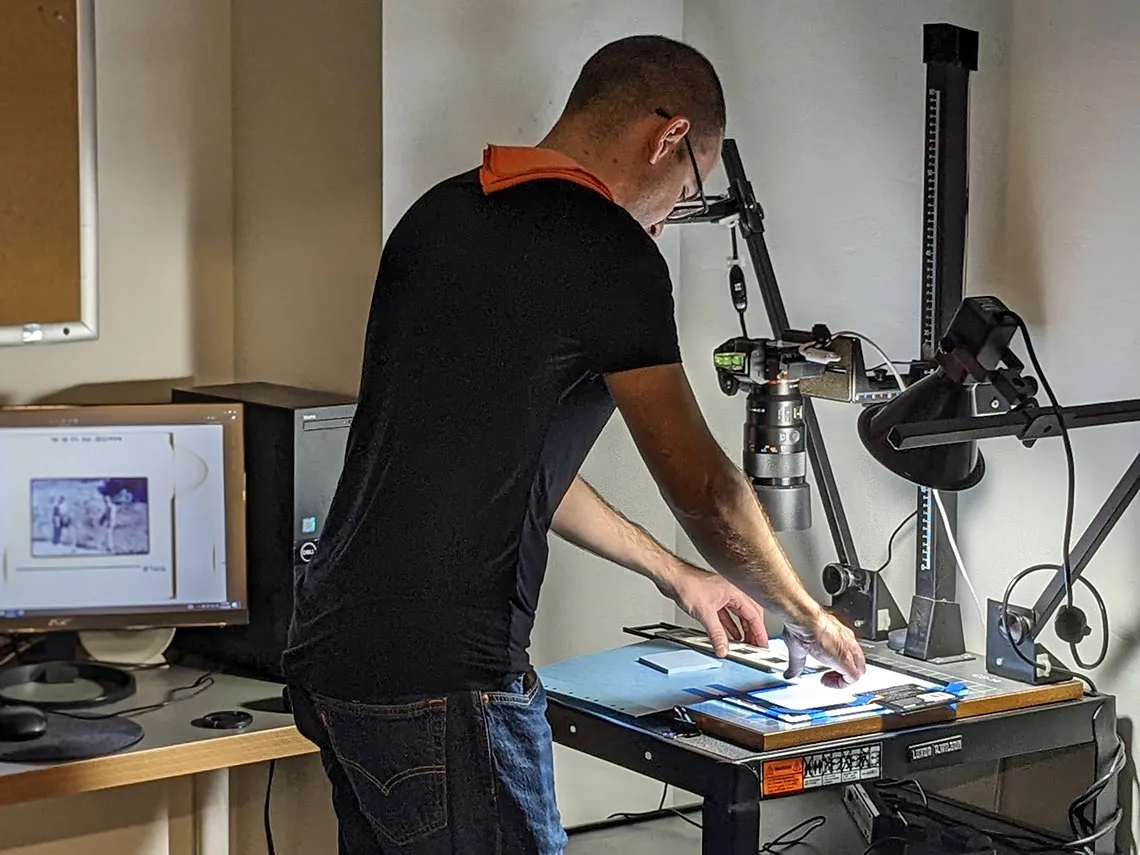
[540,639,1120,855]
[0,657,1120,854]
[0,667,317,853]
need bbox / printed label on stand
[762,744,882,796]
[907,734,963,763]
[761,758,804,796]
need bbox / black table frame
[546,690,1120,853]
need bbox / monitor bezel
[0,403,248,633]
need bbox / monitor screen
[0,403,247,633]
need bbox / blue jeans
[289,671,568,854]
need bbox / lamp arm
[879,393,1140,645]
[888,398,1140,449]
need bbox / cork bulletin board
[0,0,98,346]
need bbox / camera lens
[743,382,812,531]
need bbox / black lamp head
[857,368,986,491]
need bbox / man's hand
[784,612,866,687]
[605,363,866,690]
[656,563,769,657]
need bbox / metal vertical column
[904,23,979,662]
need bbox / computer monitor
[0,403,247,634]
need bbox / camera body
[712,324,882,532]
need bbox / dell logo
[299,542,317,563]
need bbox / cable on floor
[606,784,702,830]
[760,814,826,852]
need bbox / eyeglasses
[655,108,708,221]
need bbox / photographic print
[30,477,150,557]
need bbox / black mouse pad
[0,713,143,763]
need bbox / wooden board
[687,673,1084,752]
[0,0,94,340]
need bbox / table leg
[701,796,760,855]
[193,768,231,855]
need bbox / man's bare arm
[603,364,819,623]
[604,362,865,683]
[550,475,768,653]
[550,476,679,585]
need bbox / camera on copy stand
[713,324,898,532]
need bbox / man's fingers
[697,608,730,657]
[783,636,807,680]
[718,609,743,643]
[829,641,864,685]
[820,670,848,689]
[731,598,769,648]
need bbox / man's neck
[537,124,630,205]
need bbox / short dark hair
[563,35,726,147]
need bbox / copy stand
[672,24,982,661]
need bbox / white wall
[232,0,382,395]
[381,0,689,827]
[996,0,1140,682]
[995,0,1140,843]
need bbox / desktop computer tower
[170,382,356,681]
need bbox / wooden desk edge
[689,679,1087,752]
[0,724,318,808]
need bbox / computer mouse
[0,704,48,742]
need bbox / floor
[566,790,867,854]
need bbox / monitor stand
[78,627,175,667]
[0,631,137,710]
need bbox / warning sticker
[761,758,805,796]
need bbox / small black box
[171,382,356,680]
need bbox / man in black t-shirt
[284,35,865,855]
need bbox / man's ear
[649,116,690,165]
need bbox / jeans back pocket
[315,695,449,846]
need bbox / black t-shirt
[281,165,681,700]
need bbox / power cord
[1013,317,1078,615]
[759,814,826,852]
[830,329,987,627]
[860,836,906,854]
[931,489,987,628]
[55,670,217,720]
[1013,315,1112,671]
[876,778,928,809]
[606,784,701,830]
[873,756,1125,855]
[605,780,829,850]
[265,758,277,855]
[868,511,917,574]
